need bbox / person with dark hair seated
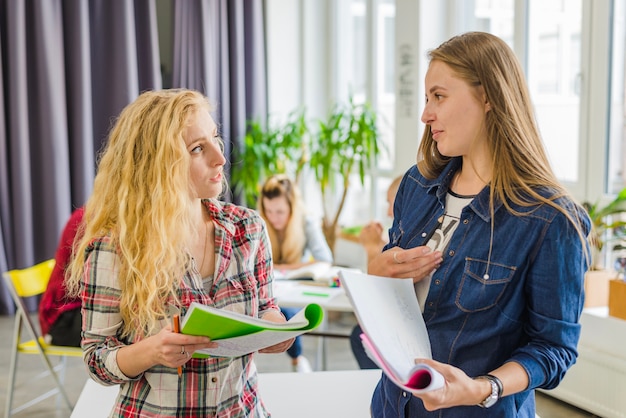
[39,206,84,347]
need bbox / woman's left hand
[257,309,295,354]
[412,359,489,411]
[259,337,295,353]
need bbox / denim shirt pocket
[456,257,516,312]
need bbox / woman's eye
[191,145,202,154]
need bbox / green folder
[179,302,324,358]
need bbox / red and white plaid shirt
[80,199,279,417]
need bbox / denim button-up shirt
[371,158,590,418]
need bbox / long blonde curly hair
[66,89,212,337]
[258,174,306,264]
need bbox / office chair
[2,259,83,418]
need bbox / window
[335,0,396,224]
[608,0,626,194]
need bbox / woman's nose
[209,142,226,166]
[421,104,434,124]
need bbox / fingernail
[422,247,432,254]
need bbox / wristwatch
[475,374,503,408]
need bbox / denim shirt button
[448,250,455,256]
[434,279,441,285]
[463,219,469,224]
[403,392,407,397]
[421,232,427,237]
[428,302,434,307]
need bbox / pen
[302,291,330,297]
[172,314,182,378]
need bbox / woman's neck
[452,161,491,196]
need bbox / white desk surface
[71,369,381,418]
[273,280,353,312]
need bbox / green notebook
[180,302,324,357]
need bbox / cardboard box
[584,270,611,307]
[609,279,626,320]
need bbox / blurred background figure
[259,174,334,372]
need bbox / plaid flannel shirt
[80,199,279,417]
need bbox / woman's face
[421,60,490,158]
[185,109,226,199]
[262,196,291,231]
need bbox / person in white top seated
[259,174,334,372]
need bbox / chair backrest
[3,259,55,298]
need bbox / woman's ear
[485,101,491,112]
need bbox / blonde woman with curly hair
[366,32,590,417]
[258,174,333,372]
[66,89,291,417]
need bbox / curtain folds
[0,0,267,314]
[171,0,267,199]
[0,0,162,314]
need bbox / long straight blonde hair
[258,174,306,264]
[66,89,213,337]
[417,32,590,256]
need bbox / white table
[272,280,352,311]
[273,279,354,370]
[70,370,381,418]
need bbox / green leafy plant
[309,97,382,251]
[231,98,383,253]
[583,188,626,270]
[231,109,308,206]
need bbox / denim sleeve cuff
[507,354,547,390]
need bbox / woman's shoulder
[508,187,591,233]
[205,199,262,225]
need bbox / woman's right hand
[367,246,443,282]
[116,326,217,377]
[152,326,217,368]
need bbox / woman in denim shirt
[367,32,590,417]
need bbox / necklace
[198,220,209,274]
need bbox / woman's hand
[258,309,295,354]
[411,359,490,411]
[116,326,217,377]
[367,246,442,282]
[152,326,218,368]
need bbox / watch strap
[475,374,503,408]
[483,374,503,396]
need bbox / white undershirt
[414,192,474,312]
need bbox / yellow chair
[2,259,83,418]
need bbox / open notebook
[339,270,444,393]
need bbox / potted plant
[308,97,382,252]
[583,187,626,270]
[231,98,383,254]
[231,109,308,207]
[582,188,626,308]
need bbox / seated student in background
[350,175,402,369]
[39,206,84,347]
[259,174,334,372]
[65,89,292,417]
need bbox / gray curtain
[0,0,267,314]
[169,0,267,201]
[0,0,162,314]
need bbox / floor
[0,312,599,418]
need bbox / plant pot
[609,279,626,320]
[584,270,612,307]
